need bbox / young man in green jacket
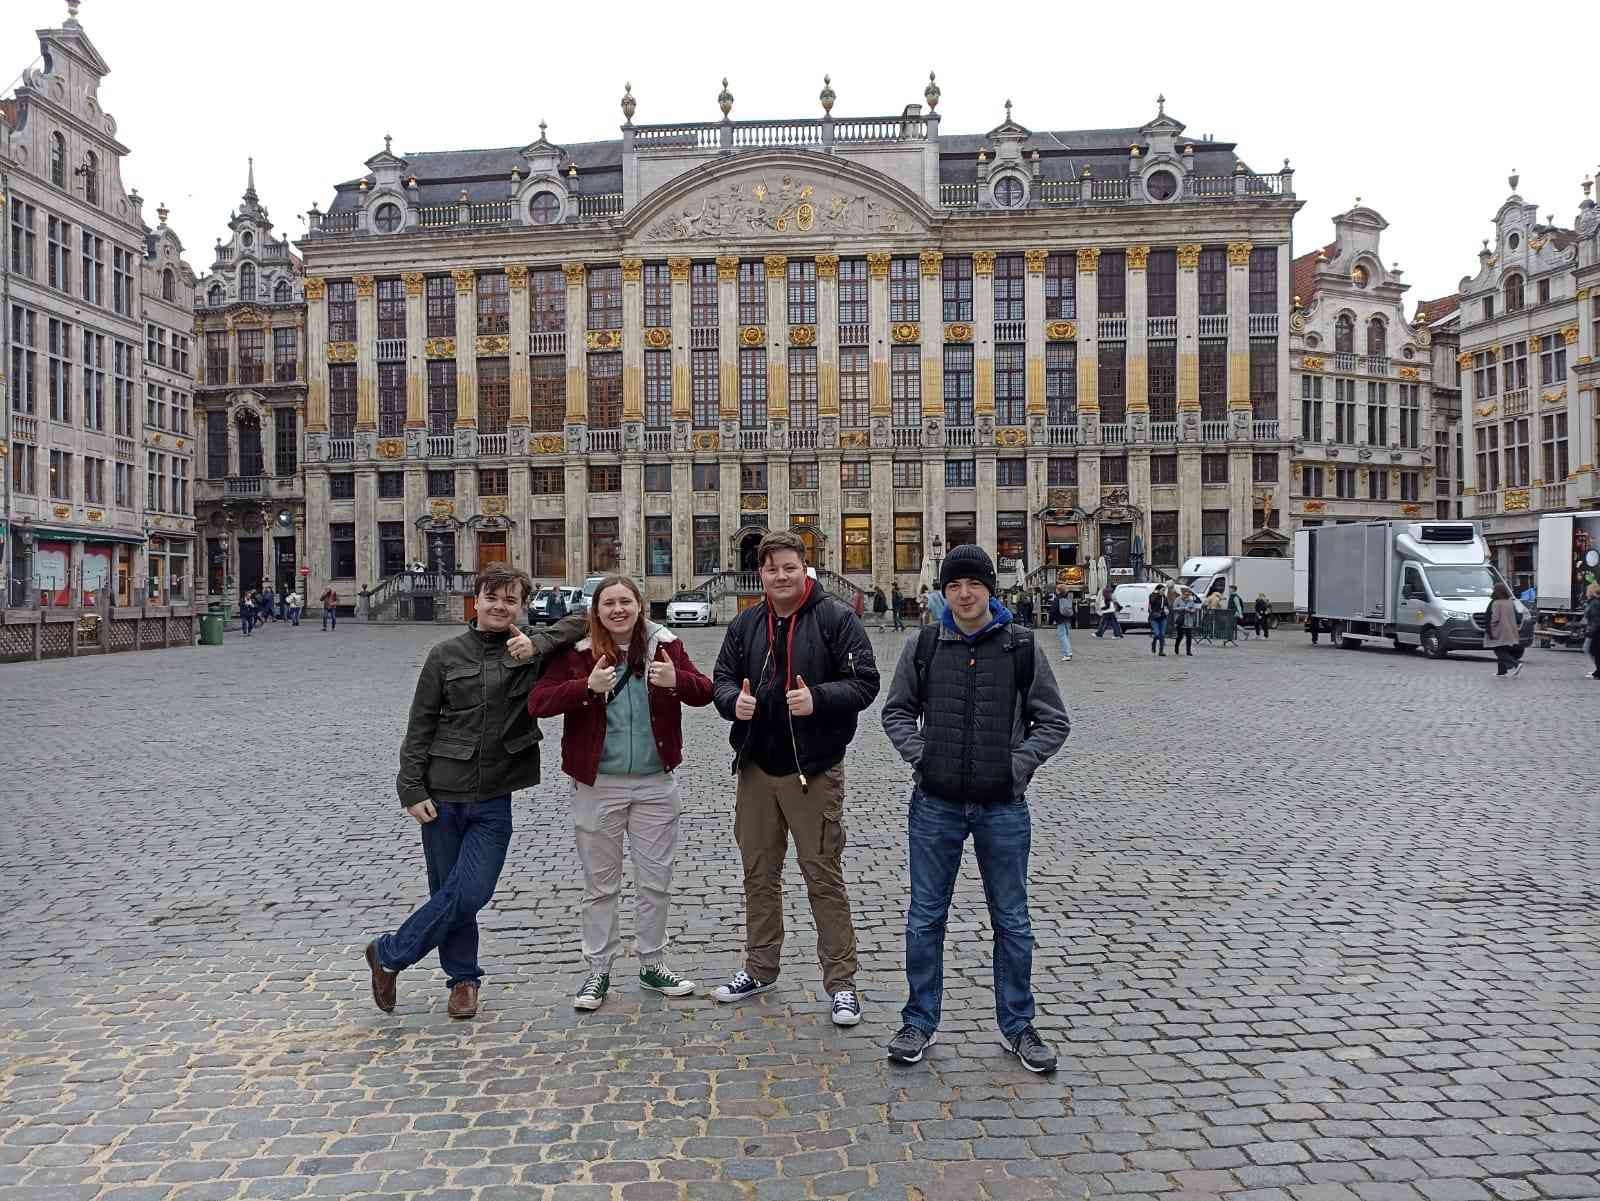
[364,562,586,1020]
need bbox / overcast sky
[9,0,1594,307]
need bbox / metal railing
[529,330,566,356]
[839,323,869,346]
[588,427,621,453]
[790,428,817,450]
[893,426,922,449]
[427,435,453,457]
[1047,424,1079,447]
[945,426,975,448]
[1248,314,1279,336]
[939,183,977,208]
[1098,316,1127,341]
[1151,421,1178,442]
[994,320,1026,344]
[478,433,507,456]
[577,193,625,219]
[1252,419,1280,440]
[1101,423,1127,445]
[739,429,767,452]
[1201,420,1229,442]
[644,430,672,452]
[327,438,354,462]
[1147,316,1178,339]
[1198,314,1228,338]
[376,338,406,362]
[225,476,263,495]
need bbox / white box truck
[1177,556,1295,618]
[1534,510,1600,648]
[1295,520,1533,658]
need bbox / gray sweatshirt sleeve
[879,636,926,767]
[1010,639,1070,795]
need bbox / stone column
[621,460,644,576]
[716,255,739,420]
[459,469,480,570]
[669,258,692,421]
[670,458,693,584]
[765,255,788,419]
[867,252,892,423]
[817,255,839,421]
[403,273,426,429]
[1126,246,1150,427]
[354,470,376,585]
[354,274,377,432]
[1176,245,1201,424]
[817,456,842,572]
[507,265,530,429]
[920,251,944,418]
[453,268,477,428]
[1024,249,1047,419]
[563,263,588,424]
[1226,241,1252,418]
[719,458,740,571]
[1177,451,1201,560]
[69,541,84,608]
[1076,249,1100,424]
[870,450,893,586]
[621,257,644,421]
[973,251,996,422]
[305,278,328,432]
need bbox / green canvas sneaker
[573,972,609,1011]
[639,963,697,996]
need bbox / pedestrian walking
[710,530,880,1026]
[1485,582,1523,677]
[1052,586,1073,661]
[872,585,889,630]
[1254,593,1271,639]
[262,584,277,623]
[1094,586,1124,638]
[1307,614,1321,645]
[286,589,302,627]
[241,590,257,637]
[1017,591,1034,629]
[547,585,569,620]
[1228,585,1246,633]
[320,586,339,631]
[891,583,905,631]
[1148,584,1169,656]
[1584,583,1600,680]
[528,575,713,1010]
[363,563,587,1020]
[880,544,1070,1073]
[1171,588,1197,656]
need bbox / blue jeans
[288,606,301,626]
[377,795,513,987]
[902,788,1035,1041]
[241,609,255,635]
[322,605,336,630]
[1150,615,1167,652]
[1056,621,1072,657]
[1095,613,1123,638]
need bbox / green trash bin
[199,613,224,645]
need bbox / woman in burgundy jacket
[528,575,713,1011]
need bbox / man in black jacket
[364,562,586,1020]
[711,531,879,1025]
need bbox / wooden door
[466,532,509,622]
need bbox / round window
[1305,333,1321,348]
[529,191,561,225]
[993,176,1024,208]
[1507,231,1520,250]
[373,202,402,233]
[241,231,254,249]
[1402,345,1415,360]
[1145,169,1178,201]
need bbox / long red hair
[587,575,647,666]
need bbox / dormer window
[274,279,292,303]
[1335,313,1354,353]
[207,283,224,306]
[162,268,175,302]
[1503,274,1523,312]
[83,151,98,205]
[239,262,256,299]
[1366,316,1386,358]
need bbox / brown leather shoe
[364,941,397,1013]
[447,981,479,1019]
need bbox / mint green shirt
[597,667,664,777]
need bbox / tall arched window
[207,283,224,306]
[274,279,291,302]
[83,150,98,204]
[1334,313,1354,353]
[50,132,65,187]
[162,268,175,301]
[1366,317,1386,358]
[1503,274,1523,312]
[239,262,256,299]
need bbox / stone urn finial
[820,74,835,115]
[156,202,169,226]
[924,71,940,111]
[718,78,734,119]
[621,82,636,123]
[1508,169,1519,191]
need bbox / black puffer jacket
[712,583,879,778]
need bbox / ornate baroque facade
[297,83,1300,608]
[1456,173,1599,586]
[1288,207,1439,529]
[192,164,307,609]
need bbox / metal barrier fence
[1196,609,1239,646]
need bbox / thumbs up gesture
[587,654,618,695]
[786,673,815,718]
[734,676,757,721]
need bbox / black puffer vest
[918,626,1028,803]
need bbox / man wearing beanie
[880,543,1070,1072]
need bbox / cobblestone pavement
[1,616,1595,1201]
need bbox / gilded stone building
[192,163,307,610]
[1456,172,1599,587]
[1287,206,1438,530]
[296,82,1300,616]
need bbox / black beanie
[938,544,997,595]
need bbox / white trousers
[571,771,680,973]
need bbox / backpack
[911,623,1036,712]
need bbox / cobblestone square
[0,622,1594,1201]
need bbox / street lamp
[930,533,943,571]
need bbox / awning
[29,526,147,545]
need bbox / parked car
[1111,581,1200,629]
[530,586,582,624]
[666,590,716,627]
[577,574,609,614]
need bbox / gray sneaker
[887,1023,936,1064]
[1006,1025,1057,1074]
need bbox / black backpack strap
[1006,626,1036,702]
[912,624,940,702]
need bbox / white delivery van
[1110,582,1200,629]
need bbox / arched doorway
[730,523,769,572]
[789,520,827,569]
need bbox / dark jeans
[376,795,513,987]
[1095,613,1123,638]
[902,788,1035,1041]
[288,606,301,626]
[241,609,255,635]
[322,605,337,630]
[892,606,905,630]
[1172,627,1193,654]
[1590,636,1600,676]
[1150,615,1167,652]
[1493,646,1520,675]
